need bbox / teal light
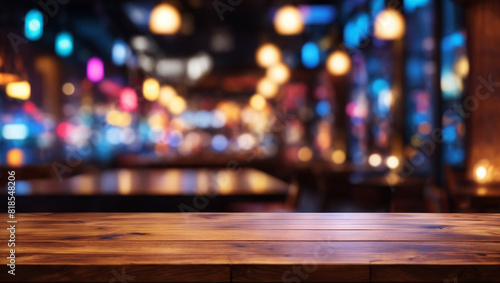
[24,9,43,41]
[55,32,73,57]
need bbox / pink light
[98,79,122,97]
[56,122,73,139]
[23,101,37,114]
[87,57,104,83]
[120,88,138,112]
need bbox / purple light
[87,57,104,83]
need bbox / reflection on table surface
[7,168,290,196]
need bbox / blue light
[2,124,29,140]
[443,126,457,143]
[301,42,320,69]
[442,32,465,51]
[444,146,465,165]
[298,5,336,25]
[106,128,122,145]
[371,79,390,94]
[345,13,370,48]
[55,32,73,57]
[168,131,183,147]
[412,113,428,125]
[112,40,127,66]
[211,134,228,152]
[404,0,430,12]
[195,111,212,128]
[316,100,331,117]
[25,9,44,41]
[406,57,424,83]
[371,0,385,15]
[344,21,360,48]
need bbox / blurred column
[463,0,500,183]
[34,56,62,121]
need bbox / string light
[274,5,304,35]
[386,156,400,169]
[149,3,181,35]
[266,63,290,84]
[168,96,187,115]
[374,9,405,40]
[158,85,178,107]
[256,43,281,68]
[368,154,382,167]
[256,78,279,99]
[249,94,267,111]
[326,51,351,76]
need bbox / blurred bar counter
[1,168,290,212]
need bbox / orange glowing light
[7,148,23,167]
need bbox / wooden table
[5,168,290,212]
[1,213,499,282]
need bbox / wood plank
[2,213,499,282]
[12,241,500,265]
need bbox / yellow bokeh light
[475,166,487,181]
[474,159,491,183]
[256,77,278,99]
[6,81,31,100]
[266,63,290,84]
[143,78,160,101]
[158,85,178,107]
[331,150,346,164]
[148,112,169,131]
[216,101,240,125]
[7,148,23,167]
[326,51,351,76]
[297,146,313,162]
[374,9,406,40]
[62,82,75,95]
[149,3,181,35]
[106,110,132,127]
[256,43,281,68]
[249,94,267,111]
[168,96,187,115]
[386,156,400,169]
[455,56,469,77]
[368,153,382,167]
[274,5,304,35]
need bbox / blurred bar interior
[1,0,499,213]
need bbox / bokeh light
[256,43,281,68]
[274,5,304,35]
[326,51,351,76]
[149,3,181,34]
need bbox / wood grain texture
[0,213,499,282]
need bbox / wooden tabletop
[5,168,289,196]
[1,213,499,282]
